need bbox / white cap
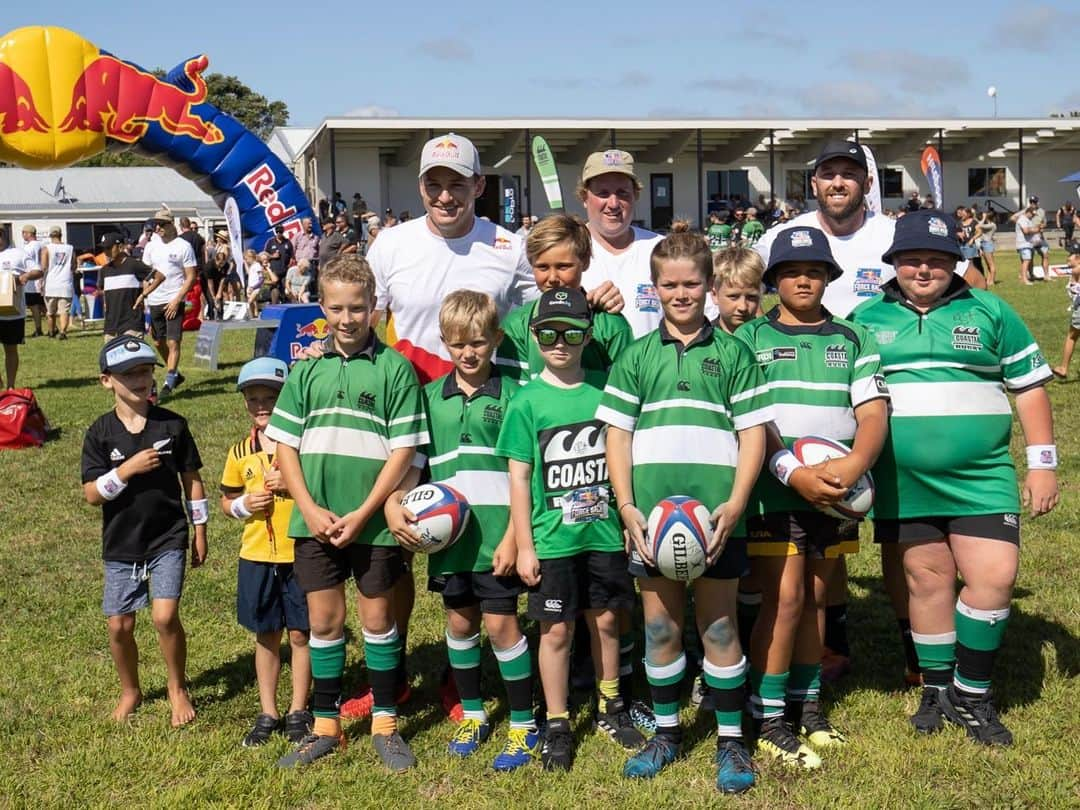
[418,132,481,178]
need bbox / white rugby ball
[400,482,471,553]
[647,496,711,582]
[791,436,875,520]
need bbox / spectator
[318,197,330,222]
[365,219,381,249]
[0,225,41,388]
[351,193,368,222]
[178,217,208,318]
[141,208,198,396]
[244,249,265,318]
[20,225,45,337]
[264,225,294,304]
[334,213,358,249]
[905,191,921,213]
[740,207,765,246]
[730,205,747,244]
[293,217,319,268]
[1057,201,1076,248]
[1015,202,1040,285]
[977,209,998,285]
[331,192,347,216]
[285,259,311,303]
[384,210,399,228]
[398,210,410,223]
[42,226,74,340]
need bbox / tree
[76,71,289,166]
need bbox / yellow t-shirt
[220,433,296,563]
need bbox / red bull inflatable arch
[0,26,317,250]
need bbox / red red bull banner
[0,26,318,252]
[920,146,944,210]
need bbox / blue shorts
[237,559,310,634]
[102,548,186,616]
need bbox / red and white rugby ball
[791,436,875,520]
[647,496,711,582]
[401,483,471,553]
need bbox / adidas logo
[109,448,124,462]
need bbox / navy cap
[881,209,962,264]
[237,356,288,391]
[764,226,843,286]
[813,139,867,172]
[99,336,162,374]
[530,287,593,330]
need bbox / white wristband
[95,469,127,501]
[188,498,210,525]
[1026,445,1058,470]
[769,449,804,486]
[230,494,253,519]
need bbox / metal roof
[294,118,1080,167]
[0,167,219,218]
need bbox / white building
[286,118,1080,230]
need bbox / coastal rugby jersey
[265,333,428,545]
[736,307,889,514]
[595,321,774,534]
[849,277,1051,519]
[496,372,622,559]
[415,370,516,575]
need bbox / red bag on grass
[0,388,50,449]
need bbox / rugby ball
[401,483,471,553]
[791,436,875,520]
[647,496,711,582]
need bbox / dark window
[968,167,1007,197]
[879,168,903,198]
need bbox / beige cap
[152,207,173,223]
[582,150,636,184]
[49,226,62,237]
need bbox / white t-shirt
[368,215,537,382]
[22,239,43,293]
[145,237,197,306]
[0,247,30,320]
[43,242,74,298]
[247,262,264,292]
[1015,215,1034,250]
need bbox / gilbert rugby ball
[791,436,875,520]
[647,496,711,582]
[401,483,471,553]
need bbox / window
[706,170,750,202]
[879,168,903,198]
[968,167,1007,197]
[785,169,813,203]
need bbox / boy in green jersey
[497,287,643,772]
[385,290,538,771]
[598,232,772,794]
[849,210,1059,746]
[498,214,633,383]
[267,255,429,772]
[735,227,889,769]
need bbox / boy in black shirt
[96,234,154,340]
[81,337,208,725]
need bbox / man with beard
[755,140,983,689]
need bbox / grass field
[0,252,1077,809]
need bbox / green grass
[1,253,1078,809]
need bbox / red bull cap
[418,132,481,178]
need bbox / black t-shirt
[179,231,206,273]
[81,406,203,562]
[318,232,346,263]
[266,236,295,276]
[99,257,152,336]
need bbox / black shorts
[746,511,859,559]
[237,559,310,634]
[428,570,522,615]
[874,513,1020,546]
[628,536,749,580]
[0,318,25,346]
[526,550,634,622]
[25,292,43,307]
[148,304,183,342]
[292,538,407,597]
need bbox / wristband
[230,494,253,519]
[769,449,804,486]
[1026,445,1058,470]
[188,498,210,525]
[95,469,127,501]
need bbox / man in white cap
[142,208,198,396]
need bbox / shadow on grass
[144,649,258,706]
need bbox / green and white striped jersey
[736,307,889,514]
[496,299,633,383]
[849,278,1051,518]
[416,370,515,575]
[595,322,774,534]
[266,335,428,545]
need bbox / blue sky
[6,1,1080,127]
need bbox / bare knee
[483,613,521,650]
[644,615,680,657]
[108,614,136,641]
[702,616,738,653]
[541,621,572,651]
[288,629,310,649]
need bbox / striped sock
[749,667,788,720]
[494,636,535,730]
[645,652,685,741]
[309,634,345,726]
[912,630,956,689]
[954,600,1010,697]
[364,625,401,733]
[705,656,746,741]
[447,631,486,721]
[618,632,635,700]
[788,662,821,704]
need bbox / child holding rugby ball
[597,232,772,793]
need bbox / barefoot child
[220,357,313,747]
[1051,253,1080,379]
[81,336,208,725]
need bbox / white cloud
[988,4,1080,48]
[843,49,970,94]
[345,105,399,118]
[422,37,473,62]
[691,75,780,96]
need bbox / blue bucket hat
[882,209,962,264]
[764,226,843,286]
[237,356,288,391]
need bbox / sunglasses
[533,326,588,347]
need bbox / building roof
[267,127,314,165]
[0,167,219,219]
[296,117,1080,167]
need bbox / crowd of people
[66,133,1066,799]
